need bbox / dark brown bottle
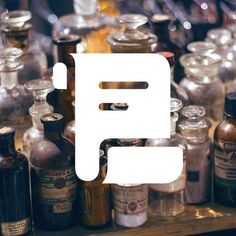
[78,150,112,228]
[214,92,236,206]
[30,113,78,230]
[52,35,82,123]
[0,127,31,236]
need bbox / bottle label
[1,218,31,236]
[214,140,236,180]
[112,184,148,215]
[33,167,78,213]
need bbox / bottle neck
[0,70,19,90]
[44,129,63,142]
[0,138,16,156]
[152,24,170,41]
[171,116,177,135]
[225,115,236,124]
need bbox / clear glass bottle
[30,113,78,230]
[178,105,212,204]
[53,0,118,53]
[158,51,189,106]
[0,127,32,236]
[0,10,47,85]
[206,28,236,92]
[22,79,54,157]
[180,41,225,121]
[106,14,157,53]
[146,98,187,217]
[214,92,236,206]
[0,47,33,149]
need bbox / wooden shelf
[35,202,236,236]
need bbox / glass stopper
[181,106,206,120]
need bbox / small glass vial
[180,41,225,121]
[79,150,112,228]
[0,48,33,149]
[22,79,54,157]
[112,137,147,228]
[178,106,212,204]
[214,92,236,206]
[0,127,32,236]
[30,113,78,230]
[0,10,47,85]
[146,98,187,217]
[106,14,157,53]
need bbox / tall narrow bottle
[214,92,236,206]
[0,10,47,84]
[23,79,54,157]
[0,127,31,236]
[146,98,187,217]
[30,113,78,230]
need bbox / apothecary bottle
[30,113,78,230]
[64,101,75,144]
[180,41,225,121]
[0,127,32,236]
[214,92,236,206]
[53,0,118,53]
[22,79,54,157]
[79,150,112,228]
[0,10,47,85]
[0,48,33,148]
[111,138,147,228]
[178,105,212,204]
[206,29,236,92]
[146,98,187,217]
[106,14,157,53]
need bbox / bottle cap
[151,14,171,24]
[224,92,236,118]
[41,113,64,131]
[158,51,175,67]
[0,127,15,139]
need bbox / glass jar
[145,98,187,217]
[106,14,157,53]
[180,41,225,121]
[0,10,47,85]
[53,0,118,53]
[22,79,54,157]
[0,48,33,149]
[178,105,212,204]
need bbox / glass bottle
[52,34,80,123]
[30,113,78,230]
[79,150,112,228]
[206,28,235,92]
[64,101,75,144]
[180,41,225,121]
[146,98,187,217]
[106,14,157,53]
[0,10,47,85]
[53,0,118,53]
[0,127,31,236]
[0,47,33,149]
[158,51,189,106]
[214,92,236,206]
[178,106,212,204]
[22,79,54,157]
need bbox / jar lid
[106,14,157,48]
[224,92,236,118]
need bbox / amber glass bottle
[214,92,236,206]
[30,113,78,230]
[78,150,112,228]
[52,35,81,123]
[0,127,31,236]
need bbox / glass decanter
[206,28,236,92]
[106,14,157,53]
[145,98,187,217]
[22,79,54,157]
[53,0,118,53]
[0,10,48,85]
[0,47,33,149]
[180,41,225,121]
[178,106,212,204]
